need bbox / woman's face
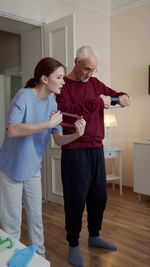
[46,66,65,94]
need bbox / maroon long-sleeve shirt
[56,77,125,149]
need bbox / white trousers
[0,171,45,257]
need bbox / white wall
[2,0,150,188]
[111,4,150,186]
[0,0,111,84]
[0,31,21,73]
[4,0,148,187]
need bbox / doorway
[0,13,75,202]
[0,15,42,139]
[0,15,44,190]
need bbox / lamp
[104,113,118,149]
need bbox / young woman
[0,57,86,257]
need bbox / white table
[104,148,122,195]
[0,229,50,267]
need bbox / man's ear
[41,75,48,84]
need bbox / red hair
[24,57,65,88]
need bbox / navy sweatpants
[61,147,107,247]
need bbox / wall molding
[0,0,150,20]
[0,10,46,26]
[63,0,150,16]
[63,0,111,16]
[111,0,150,16]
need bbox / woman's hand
[75,117,86,137]
[7,110,62,138]
[52,116,86,146]
[49,110,63,128]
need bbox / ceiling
[111,0,150,15]
[63,0,150,15]
[111,0,143,9]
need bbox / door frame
[0,11,76,203]
[0,10,45,27]
[43,14,76,204]
[0,12,48,199]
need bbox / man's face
[75,54,98,82]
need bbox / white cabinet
[104,148,122,195]
[134,141,150,201]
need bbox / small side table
[104,148,122,195]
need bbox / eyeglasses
[77,61,97,75]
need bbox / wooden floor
[20,186,150,267]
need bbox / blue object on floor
[8,245,37,267]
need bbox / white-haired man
[56,46,130,267]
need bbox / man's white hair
[76,46,99,61]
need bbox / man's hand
[118,95,130,107]
[75,117,86,137]
[100,94,111,109]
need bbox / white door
[43,14,76,203]
[0,75,6,147]
[21,27,43,86]
[0,75,12,145]
[20,27,49,198]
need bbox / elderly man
[56,46,130,267]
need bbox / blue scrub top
[0,88,62,181]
